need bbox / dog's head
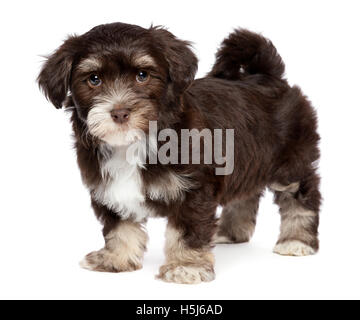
[38,23,197,146]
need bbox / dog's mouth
[88,112,150,148]
[87,94,156,146]
[87,107,129,144]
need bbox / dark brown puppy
[38,23,321,284]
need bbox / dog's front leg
[80,201,148,273]
[157,192,218,284]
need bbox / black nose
[111,109,130,124]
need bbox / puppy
[38,23,321,284]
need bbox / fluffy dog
[38,23,321,284]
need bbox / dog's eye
[88,74,101,87]
[136,70,149,83]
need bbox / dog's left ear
[150,27,198,94]
[38,36,80,109]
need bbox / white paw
[273,240,315,256]
[80,248,142,273]
[157,263,215,284]
[212,234,234,244]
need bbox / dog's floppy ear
[150,27,198,94]
[38,36,80,109]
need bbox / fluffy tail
[209,29,285,80]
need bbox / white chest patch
[93,145,151,222]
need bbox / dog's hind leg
[213,193,262,244]
[271,170,321,256]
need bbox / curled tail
[209,29,285,80]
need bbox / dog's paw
[80,248,142,273]
[157,263,215,284]
[273,240,315,256]
[212,234,235,244]
[212,232,251,244]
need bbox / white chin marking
[273,240,315,256]
[102,130,140,147]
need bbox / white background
[1,0,359,300]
